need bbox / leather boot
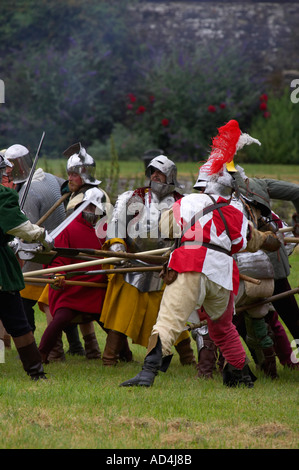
[120,334,172,387]
[65,324,85,356]
[261,346,278,379]
[47,331,66,362]
[119,337,133,363]
[4,333,11,349]
[17,341,47,381]
[222,362,256,388]
[196,334,217,379]
[83,332,101,359]
[175,337,196,366]
[103,330,132,366]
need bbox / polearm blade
[19,131,46,210]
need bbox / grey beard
[150,181,175,199]
[82,211,98,227]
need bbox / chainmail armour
[18,169,66,275]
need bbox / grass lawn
[0,253,298,450]
[0,162,299,450]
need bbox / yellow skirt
[100,274,189,348]
[37,284,50,313]
[20,283,45,302]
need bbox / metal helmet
[193,168,209,191]
[64,142,101,186]
[80,187,106,227]
[0,153,13,182]
[82,187,106,214]
[141,148,164,171]
[146,154,183,188]
[4,144,32,183]
[204,167,235,199]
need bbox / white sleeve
[7,220,45,242]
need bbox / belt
[181,241,231,256]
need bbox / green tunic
[0,185,28,291]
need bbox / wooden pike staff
[22,247,172,278]
[236,286,299,314]
[35,192,71,226]
[283,237,299,244]
[42,247,170,265]
[24,277,107,288]
[24,261,261,286]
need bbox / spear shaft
[236,287,299,314]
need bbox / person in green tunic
[0,154,51,380]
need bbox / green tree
[246,89,299,164]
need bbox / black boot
[17,341,47,381]
[222,362,256,388]
[120,334,171,387]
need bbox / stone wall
[130,1,299,83]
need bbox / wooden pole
[25,277,107,288]
[36,247,169,265]
[239,274,261,285]
[283,237,299,244]
[236,287,299,314]
[23,247,172,278]
[36,192,71,226]
[24,264,261,287]
[186,320,208,331]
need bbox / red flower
[136,105,146,114]
[259,102,267,111]
[128,93,136,103]
[161,118,169,127]
[259,93,268,102]
[263,111,271,119]
[219,102,226,109]
[208,105,216,113]
[127,103,133,110]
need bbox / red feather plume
[206,120,241,175]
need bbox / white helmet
[80,187,107,227]
[82,187,106,213]
[64,142,101,186]
[193,169,209,191]
[4,144,32,183]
